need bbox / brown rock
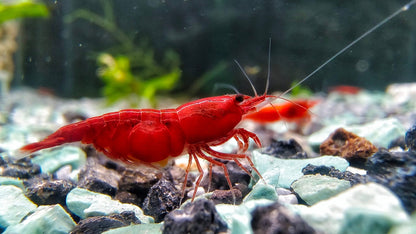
[211,188,243,205]
[320,128,377,165]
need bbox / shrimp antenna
[234,59,258,97]
[264,37,271,95]
[213,83,241,95]
[280,0,416,97]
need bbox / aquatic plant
[97,51,180,107]
[65,0,181,107]
[0,0,48,98]
[0,0,49,24]
[290,80,313,97]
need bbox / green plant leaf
[290,80,313,97]
[69,1,182,108]
[0,1,49,24]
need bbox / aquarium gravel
[0,83,416,233]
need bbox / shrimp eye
[235,94,244,103]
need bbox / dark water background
[11,0,416,98]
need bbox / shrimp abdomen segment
[87,109,186,164]
[126,109,186,163]
[21,109,186,164]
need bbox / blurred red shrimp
[328,85,362,95]
[244,99,319,124]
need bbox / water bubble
[355,59,369,72]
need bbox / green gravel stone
[103,223,163,234]
[291,174,351,205]
[31,146,87,174]
[308,118,406,149]
[0,185,37,228]
[339,208,397,234]
[216,199,275,234]
[294,183,409,234]
[252,151,349,188]
[66,188,154,223]
[3,204,76,234]
[0,176,24,190]
[243,183,278,202]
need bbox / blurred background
[2,0,416,103]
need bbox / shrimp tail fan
[19,121,90,153]
[20,136,67,153]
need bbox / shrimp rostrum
[20,88,275,201]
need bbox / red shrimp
[20,93,275,201]
[244,99,319,124]
[328,85,362,95]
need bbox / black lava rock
[24,178,75,206]
[78,157,121,196]
[405,124,416,151]
[251,202,316,234]
[302,164,367,186]
[388,136,406,150]
[167,165,189,191]
[0,157,41,179]
[262,139,308,159]
[366,149,413,175]
[118,165,161,203]
[114,191,141,206]
[366,149,416,213]
[71,211,140,234]
[0,156,6,165]
[200,159,252,193]
[162,198,228,234]
[143,178,181,223]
